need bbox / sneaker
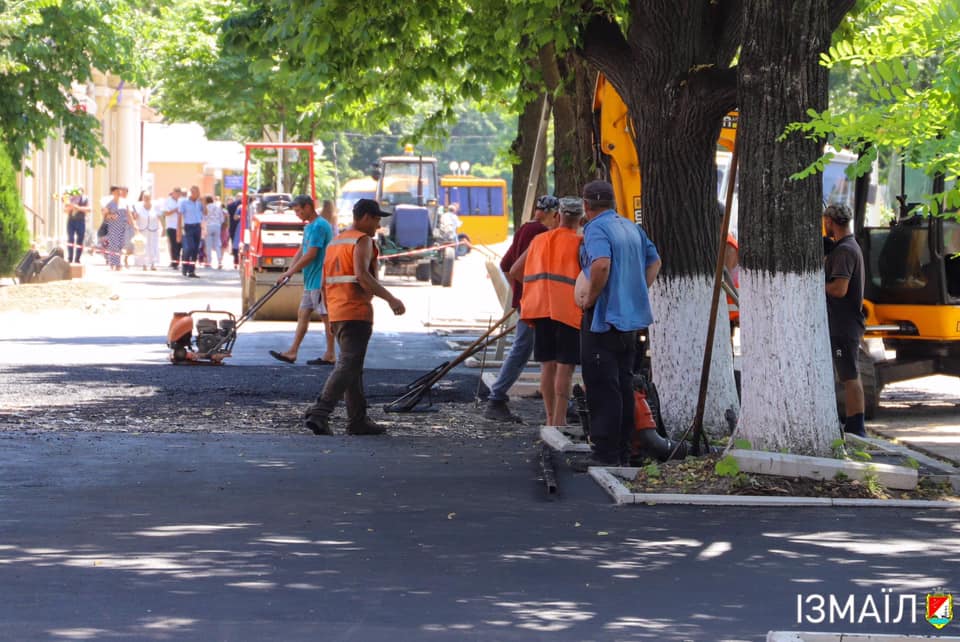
[305,414,332,436]
[483,399,521,423]
[567,454,618,473]
[346,417,386,435]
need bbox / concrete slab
[732,449,918,490]
[539,426,592,453]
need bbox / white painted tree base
[736,270,839,456]
[649,275,740,438]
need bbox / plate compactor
[166,278,288,365]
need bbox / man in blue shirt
[269,195,335,364]
[571,180,661,469]
[178,185,205,277]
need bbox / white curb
[590,468,960,508]
[845,433,960,474]
[732,449,918,490]
[768,632,960,641]
[540,426,591,453]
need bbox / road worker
[510,196,583,427]
[304,199,406,436]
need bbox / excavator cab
[854,158,960,411]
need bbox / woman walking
[102,186,134,271]
[203,195,226,269]
[134,191,162,270]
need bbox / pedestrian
[65,187,91,264]
[303,199,406,436]
[163,187,184,269]
[202,195,226,269]
[133,191,162,270]
[823,203,866,437]
[226,194,242,268]
[102,186,135,272]
[570,180,661,470]
[119,187,134,269]
[268,195,335,365]
[482,194,560,422]
[178,185,204,278]
[512,196,583,427]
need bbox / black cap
[583,180,615,202]
[291,194,314,208]
[354,198,390,218]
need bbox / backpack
[14,250,42,284]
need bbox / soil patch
[625,452,956,501]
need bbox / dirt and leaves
[625,452,956,501]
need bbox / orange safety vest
[323,229,379,323]
[520,227,583,330]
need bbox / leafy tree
[0,141,28,275]
[0,0,140,166]
[792,0,960,212]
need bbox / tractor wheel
[415,262,430,282]
[456,234,471,257]
[241,277,252,313]
[430,258,443,285]
[441,247,455,287]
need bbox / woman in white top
[133,191,162,270]
[202,195,226,269]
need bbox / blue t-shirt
[579,209,660,333]
[302,216,333,291]
[178,197,205,225]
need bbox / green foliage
[733,438,753,450]
[0,142,29,276]
[714,455,741,478]
[834,471,849,482]
[642,462,661,478]
[862,465,883,495]
[902,456,920,470]
[0,0,142,166]
[831,438,847,459]
[851,449,873,462]
[790,0,960,210]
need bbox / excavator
[592,73,960,420]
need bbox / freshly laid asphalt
[1,404,958,640]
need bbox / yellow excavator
[592,73,960,418]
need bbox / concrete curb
[589,468,960,508]
[768,632,960,641]
[846,433,960,474]
[539,426,591,453]
[732,449,918,490]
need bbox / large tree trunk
[510,91,547,229]
[541,46,596,197]
[736,0,853,455]
[581,4,742,435]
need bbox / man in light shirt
[163,187,183,269]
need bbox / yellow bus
[439,175,509,247]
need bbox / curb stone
[540,426,591,453]
[768,632,960,641]
[589,468,960,508]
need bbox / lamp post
[447,160,472,176]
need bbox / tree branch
[829,0,857,32]
[711,0,745,67]
[578,9,633,93]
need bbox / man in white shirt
[163,187,184,269]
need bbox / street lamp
[459,161,471,175]
[448,160,472,176]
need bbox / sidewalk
[867,375,960,467]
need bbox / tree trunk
[736,0,848,455]
[541,46,596,197]
[580,3,743,436]
[510,91,547,229]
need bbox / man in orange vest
[304,199,406,436]
[511,197,583,426]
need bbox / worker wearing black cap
[823,203,866,437]
[304,198,406,437]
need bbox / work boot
[346,417,387,436]
[483,399,521,423]
[304,414,332,436]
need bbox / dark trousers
[166,228,181,267]
[581,308,637,464]
[180,224,201,275]
[306,321,373,424]
[67,218,85,263]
